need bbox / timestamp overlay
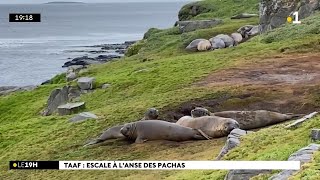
[9,13,41,22]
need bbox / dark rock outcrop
[260,0,320,33]
[231,13,259,19]
[178,2,212,21]
[62,55,121,67]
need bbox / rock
[101,84,111,89]
[209,37,226,50]
[62,55,121,68]
[68,86,81,102]
[42,86,69,116]
[67,65,85,73]
[69,112,98,123]
[260,0,320,33]
[66,72,77,82]
[115,49,126,54]
[225,170,272,180]
[231,13,259,19]
[0,85,37,96]
[77,77,96,90]
[197,40,212,51]
[57,102,85,116]
[178,1,212,21]
[230,33,243,45]
[269,144,320,180]
[176,19,223,33]
[41,80,51,85]
[217,129,250,160]
[311,129,320,141]
[186,39,207,51]
[215,34,235,47]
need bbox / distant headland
[45,1,85,4]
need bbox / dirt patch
[160,54,320,121]
[194,54,320,87]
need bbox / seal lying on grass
[188,107,302,130]
[176,116,240,138]
[120,120,211,143]
[84,108,159,147]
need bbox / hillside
[1,0,320,179]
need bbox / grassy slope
[1,0,320,179]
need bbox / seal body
[213,110,299,130]
[84,108,159,146]
[186,39,207,51]
[120,120,210,143]
[197,40,212,51]
[176,116,240,138]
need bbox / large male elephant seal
[189,107,301,130]
[212,110,301,130]
[84,108,159,146]
[120,120,211,143]
[176,116,240,138]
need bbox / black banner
[9,161,59,170]
[9,13,41,22]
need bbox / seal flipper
[83,139,103,147]
[195,129,212,140]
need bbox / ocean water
[0,2,187,86]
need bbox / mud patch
[194,54,320,87]
[160,54,320,121]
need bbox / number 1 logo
[292,12,301,24]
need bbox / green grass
[1,0,320,179]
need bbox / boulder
[176,19,223,33]
[209,37,226,50]
[231,13,259,19]
[197,40,212,51]
[186,39,207,51]
[311,129,320,141]
[69,112,98,123]
[215,34,235,47]
[68,86,81,102]
[67,65,85,73]
[42,86,69,116]
[225,170,272,180]
[217,129,250,160]
[57,102,85,116]
[77,77,96,90]
[260,0,320,33]
[230,33,243,45]
[269,144,320,180]
[66,72,77,82]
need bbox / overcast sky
[0,0,192,4]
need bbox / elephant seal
[215,34,235,47]
[191,107,211,117]
[120,120,211,143]
[176,116,240,138]
[186,39,207,51]
[210,37,226,50]
[212,110,301,130]
[197,40,212,51]
[84,108,159,146]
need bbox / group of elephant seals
[176,116,240,138]
[84,108,160,147]
[189,107,301,130]
[120,120,211,143]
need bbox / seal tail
[196,129,212,140]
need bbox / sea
[0,2,188,86]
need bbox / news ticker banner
[9,161,300,170]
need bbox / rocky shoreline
[0,40,137,95]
